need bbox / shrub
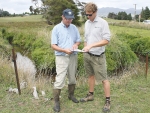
[116,32,150,57]
[0,28,12,57]
[130,37,150,56]
[106,35,138,74]
[31,47,55,68]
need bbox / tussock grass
[0,56,15,86]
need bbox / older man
[51,9,81,112]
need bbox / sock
[89,92,94,95]
[106,97,110,101]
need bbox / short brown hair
[84,2,98,12]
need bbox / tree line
[108,12,132,20]
[0,9,32,17]
[140,6,150,21]
[0,9,10,17]
[108,6,150,21]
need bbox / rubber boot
[68,84,79,103]
[53,89,61,112]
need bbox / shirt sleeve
[102,21,111,41]
[51,26,58,45]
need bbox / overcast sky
[0,0,149,14]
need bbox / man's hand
[72,44,78,50]
[82,45,92,52]
[64,49,73,55]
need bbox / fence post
[145,53,149,78]
[12,47,21,95]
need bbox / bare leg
[80,75,95,102]
[102,80,110,97]
[88,75,95,92]
[102,80,111,111]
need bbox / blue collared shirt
[51,22,81,56]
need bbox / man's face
[85,11,96,21]
[62,16,73,27]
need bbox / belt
[87,52,104,57]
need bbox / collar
[88,15,99,23]
[61,21,70,28]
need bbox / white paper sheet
[72,49,86,52]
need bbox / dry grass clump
[110,61,146,86]
[0,55,15,85]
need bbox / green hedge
[1,29,55,69]
[0,28,12,57]
[106,36,138,74]
[116,32,150,56]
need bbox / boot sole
[53,108,60,112]
[68,97,79,103]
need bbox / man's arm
[82,39,109,52]
[51,44,73,54]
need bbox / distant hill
[98,7,142,17]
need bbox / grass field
[0,15,45,22]
[110,25,150,37]
[1,15,149,37]
[0,15,150,113]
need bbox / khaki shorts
[83,53,108,82]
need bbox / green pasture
[0,15,149,37]
[110,25,150,38]
[106,18,131,23]
[0,15,50,30]
[0,15,44,22]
